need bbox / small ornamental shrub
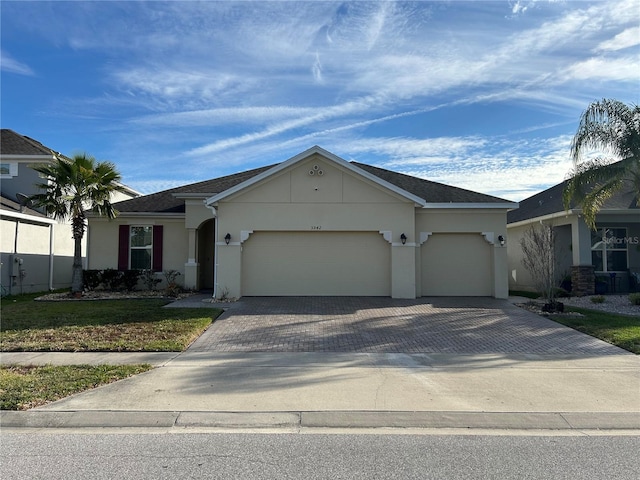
[102,268,124,291]
[122,270,142,291]
[82,270,102,291]
[163,270,182,297]
[629,293,640,306]
[141,270,162,290]
[591,295,605,304]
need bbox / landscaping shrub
[121,270,142,291]
[163,270,182,297]
[82,269,102,291]
[101,268,123,291]
[141,270,162,290]
[591,295,605,304]
[629,293,640,306]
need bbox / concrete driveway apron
[188,296,624,355]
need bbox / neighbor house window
[118,224,163,272]
[591,227,628,272]
[130,226,153,269]
[0,162,18,178]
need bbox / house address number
[311,226,322,230]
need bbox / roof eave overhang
[205,146,427,207]
[0,209,56,225]
[86,212,185,219]
[422,202,519,210]
[508,207,640,228]
[0,154,56,161]
[508,210,577,228]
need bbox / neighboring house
[88,146,517,299]
[507,178,640,296]
[0,129,139,294]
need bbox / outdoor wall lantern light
[498,235,505,246]
[224,233,231,245]
[400,233,407,245]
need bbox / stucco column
[391,242,416,299]
[217,241,242,299]
[571,217,593,266]
[184,228,198,290]
[493,242,509,299]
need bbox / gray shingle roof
[507,178,639,224]
[0,194,48,218]
[114,165,276,213]
[352,162,512,204]
[115,160,512,214]
[0,129,57,157]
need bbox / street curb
[2,410,639,430]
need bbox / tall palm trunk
[71,214,86,294]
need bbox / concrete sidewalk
[3,351,639,431]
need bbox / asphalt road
[2,432,639,479]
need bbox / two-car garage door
[241,231,493,297]
[241,231,391,296]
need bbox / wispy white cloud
[0,50,34,76]
[596,26,640,51]
[564,55,640,82]
[131,106,321,127]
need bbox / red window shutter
[118,225,129,271]
[152,225,163,272]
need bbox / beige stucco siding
[88,218,188,277]
[240,231,391,296]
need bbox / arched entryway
[197,219,215,290]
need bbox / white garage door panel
[242,232,390,296]
[421,233,492,296]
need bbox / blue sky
[2,1,638,201]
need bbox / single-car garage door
[242,231,391,296]
[421,233,492,296]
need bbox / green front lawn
[0,364,152,410]
[1,297,223,352]
[550,307,640,354]
[0,296,223,410]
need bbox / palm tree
[563,98,640,229]
[30,153,126,295]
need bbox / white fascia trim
[205,145,427,207]
[118,184,143,197]
[422,202,519,210]
[508,211,576,228]
[0,209,56,225]
[508,208,640,229]
[86,212,185,219]
[0,154,56,161]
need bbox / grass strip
[550,307,640,354]
[1,298,222,352]
[0,364,152,410]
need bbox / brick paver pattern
[188,297,625,355]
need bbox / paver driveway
[188,297,626,355]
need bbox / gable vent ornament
[309,164,324,176]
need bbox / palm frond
[564,99,640,228]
